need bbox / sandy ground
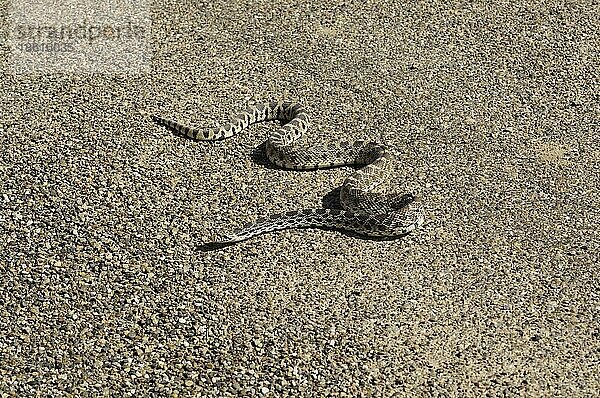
[1,0,599,396]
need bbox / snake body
[152,101,424,243]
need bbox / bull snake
[152,101,424,244]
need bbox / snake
[152,101,424,244]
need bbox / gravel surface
[1,0,599,396]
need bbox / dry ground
[1,0,599,396]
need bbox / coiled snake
[152,101,424,244]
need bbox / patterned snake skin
[152,101,424,243]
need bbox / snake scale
[152,101,424,244]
